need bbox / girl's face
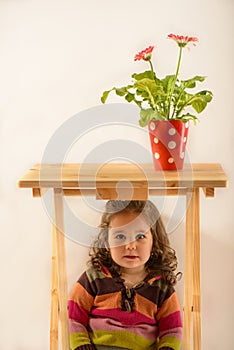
[108,212,153,272]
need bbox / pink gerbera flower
[134,45,155,61]
[168,34,198,48]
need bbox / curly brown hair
[88,200,181,286]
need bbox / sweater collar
[101,265,162,285]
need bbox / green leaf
[134,79,157,93]
[191,91,213,113]
[160,74,175,93]
[175,89,213,117]
[101,89,112,103]
[101,85,134,103]
[161,75,176,88]
[192,99,207,113]
[133,79,159,109]
[132,70,155,81]
[115,87,128,96]
[139,108,164,127]
[179,113,199,125]
[180,76,206,89]
[125,93,135,102]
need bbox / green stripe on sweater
[91,330,155,350]
[70,332,91,350]
[158,335,181,350]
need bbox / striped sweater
[68,266,182,350]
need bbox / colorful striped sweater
[68,266,182,350]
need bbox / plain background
[1,0,234,349]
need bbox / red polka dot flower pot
[148,120,189,171]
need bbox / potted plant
[101,34,213,170]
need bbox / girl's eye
[115,234,126,240]
[135,233,146,240]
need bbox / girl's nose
[125,240,137,250]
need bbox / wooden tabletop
[18,163,228,190]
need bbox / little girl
[68,200,182,350]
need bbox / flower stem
[148,59,157,83]
[149,60,154,72]
[168,46,183,118]
[174,46,183,82]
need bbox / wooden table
[18,163,228,350]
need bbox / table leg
[50,223,59,350]
[192,188,201,350]
[183,189,195,350]
[53,188,70,350]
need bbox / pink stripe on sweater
[160,326,183,341]
[89,316,158,341]
[68,300,89,325]
[91,308,156,325]
[159,311,182,332]
[69,318,89,335]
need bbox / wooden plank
[149,188,188,196]
[32,188,41,197]
[50,223,59,350]
[63,189,96,196]
[193,188,201,350]
[59,188,188,197]
[18,163,228,189]
[32,188,49,197]
[202,187,215,197]
[96,187,148,200]
[53,189,69,350]
[183,189,195,350]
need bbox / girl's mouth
[124,255,138,260]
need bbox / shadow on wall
[162,217,233,349]
[201,233,233,349]
[162,214,185,307]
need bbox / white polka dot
[154,152,160,159]
[154,137,159,143]
[185,122,189,128]
[150,122,155,130]
[183,137,187,143]
[168,157,174,163]
[180,152,185,159]
[169,128,176,135]
[168,141,176,149]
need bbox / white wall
[1,0,233,349]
